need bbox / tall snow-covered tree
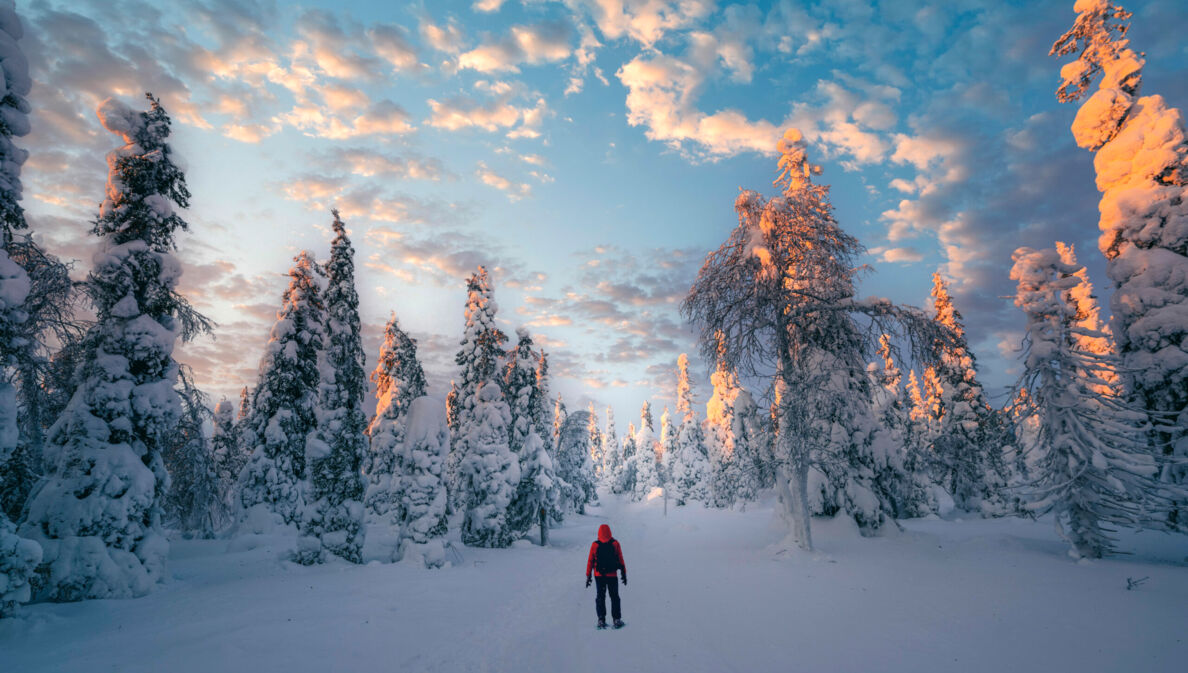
[705,335,761,508]
[162,370,221,538]
[298,213,367,564]
[448,266,509,511]
[1052,0,1188,523]
[505,328,560,536]
[613,422,638,495]
[869,335,933,518]
[587,401,603,480]
[928,273,1010,514]
[0,1,40,616]
[557,409,597,513]
[238,251,325,530]
[552,394,567,454]
[396,397,450,567]
[21,95,207,601]
[668,355,709,505]
[630,414,660,501]
[601,407,620,486]
[211,396,243,513]
[458,380,519,547]
[1010,246,1174,557]
[364,313,426,530]
[531,351,553,441]
[683,129,948,549]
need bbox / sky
[15,0,1188,434]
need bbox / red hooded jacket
[586,524,626,579]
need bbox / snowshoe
[613,619,625,629]
[597,620,608,630]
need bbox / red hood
[598,524,612,542]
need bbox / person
[585,523,626,629]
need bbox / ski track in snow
[2,491,1187,673]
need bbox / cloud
[475,162,532,201]
[420,16,465,54]
[427,92,548,137]
[458,21,572,73]
[325,147,447,181]
[571,0,715,48]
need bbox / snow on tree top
[97,98,143,141]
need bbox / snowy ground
[2,492,1186,673]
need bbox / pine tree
[630,411,660,501]
[364,313,426,530]
[556,409,597,513]
[552,394,567,454]
[705,335,760,508]
[162,370,221,538]
[211,396,242,512]
[21,95,207,600]
[668,355,709,505]
[928,273,1009,514]
[238,252,325,530]
[448,266,509,511]
[505,328,559,536]
[1052,0,1188,524]
[531,351,553,441]
[869,335,933,518]
[548,392,570,522]
[613,422,638,495]
[298,212,368,564]
[601,407,620,487]
[587,401,603,481]
[0,0,40,616]
[659,406,675,485]
[397,397,450,567]
[459,381,519,547]
[1010,246,1174,557]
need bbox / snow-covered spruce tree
[613,422,637,495]
[505,328,560,536]
[445,380,459,437]
[601,408,620,487]
[297,212,368,565]
[659,406,675,482]
[531,351,554,442]
[20,95,208,601]
[0,0,40,616]
[364,312,426,531]
[557,409,597,513]
[705,334,761,508]
[1056,242,1117,390]
[448,266,509,511]
[668,355,709,505]
[552,394,567,454]
[630,415,660,501]
[238,252,325,530]
[928,273,1010,514]
[211,397,242,513]
[1052,0,1188,523]
[162,370,221,538]
[1,245,38,615]
[458,380,519,548]
[586,401,603,481]
[683,129,948,549]
[1010,246,1172,557]
[866,335,932,518]
[397,397,450,567]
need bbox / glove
[621,575,627,586]
[585,577,592,588]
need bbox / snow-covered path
[2,494,1187,673]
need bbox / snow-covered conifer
[601,407,620,486]
[630,415,660,501]
[586,401,603,480]
[613,422,638,495]
[162,372,221,538]
[297,213,368,564]
[0,1,39,615]
[448,266,509,511]
[397,397,450,567]
[552,394,567,453]
[505,328,560,536]
[928,273,1009,513]
[705,335,761,508]
[1052,1,1188,521]
[238,252,325,530]
[21,95,203,600]
[459,381,519,547]
[364,313,426,528]
[1011,246,1172,557]
[868,335,932,518]
[667,355,709,505]
[211,397,243,513]
[556,409,597,512]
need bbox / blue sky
[17,0,1188,432]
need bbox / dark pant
[595,575,621,621]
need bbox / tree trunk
[775,349,813,551]
[539,506,548,546]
